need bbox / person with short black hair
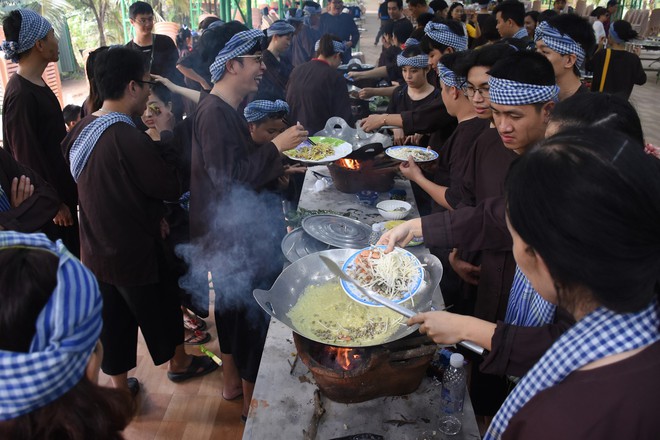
[190,29,308,421]
[319,0,359,63]
[62,46,218,396]
[552,0,574,14]
[408,0,434,20]
[0,232,135,439]
[63,104,82,132]
[538,9,558,23]
[126,1,185,116]
[388,0,414,40]
[287,34,354,133]
[590,20,646,98]
[591,7,609,48]
[429,0,449,19]
[493,0,528,40]
[375,0,391,45]
[524,11,539,38]
[604,0,618,35]
[347,20,408,84]
[535,14,595,100]
[1,9,79,256]
[290,1,323,66]
[259,20,295,100]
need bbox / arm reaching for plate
[378,218,422,253]
[408,311,495,351]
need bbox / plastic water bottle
[438,353,466,435]
[369,222,384,246]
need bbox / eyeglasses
[134,16,154,25]
[135,79,158,89]
[463,85,490,97]
[236,55,264,64]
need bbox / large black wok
[253,249,445,348]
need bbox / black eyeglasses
[236,54,264,64]
[135,79,158,89]
[463,85,490,97]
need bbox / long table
[243,167,481,439]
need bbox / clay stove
[327,144,399,194]
[293,333,436,403]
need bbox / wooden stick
[302,388,326,440]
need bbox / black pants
[99,277,183,376]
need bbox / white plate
[284,136,353,164]
[340,245,424,307]
[386,146,439,163]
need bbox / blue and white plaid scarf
[303,5,322,26]
[404,37,420,47]
[0,185,10,212]
[486,298,660,439]
[1,9,52,63]
[513,27,529,40]
[209,29,263,83]
[285,8,304,23]
[267,21,296,36]
[314,39,347,54]
[0,232,102,420]
[69,112,135,182]
[534,21,586,68]
[244,99,289,122]
[437,62,466,89]
[424,22,468,52]
[505,266,556,327]
[488,76,559,106]
[396,53,429,68]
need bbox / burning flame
[337,158,361,170]
[329,347,361,371]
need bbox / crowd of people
[0,0,658,438]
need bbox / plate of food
[284,136,352,164]
[385,146,439,163]
[341,245,424,307]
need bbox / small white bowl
[377,200,412,220]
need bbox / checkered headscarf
[285,9,304,23]
[0,232,102,421]
[534,21,586,68]
[504,266,556,327]
[488,76,559,106]
[69,112,136,182]
[244,99,289,122]
[1,9,52,63]
[424,22,468,52]
[485,299,660,439]
[303,4,323,26]
[396,53,429,68]
[437,63,465,89]
[404,37,420,47]
[267,21,296,36]
[314,39,347,54]
[210,29,264,83]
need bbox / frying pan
[253,249,444,348]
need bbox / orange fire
[337,158,361,170]
[329,347,361,370]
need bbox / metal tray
[281,227,333,263]
[302,214,372,249]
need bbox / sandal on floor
[184,330,211,345]
[167,355,219,383]
[183,313,207,331]
[127,377,140,398]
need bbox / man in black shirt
[319,0,360,63]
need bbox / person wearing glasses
[126,2,185,118]
[62,46,219,397]
[1,9,80,256]
[189,29,308,422]
[319,0,360,63]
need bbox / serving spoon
[319,255,485,355]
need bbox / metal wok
[253,248,445,348]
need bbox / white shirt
[593,21,606,44]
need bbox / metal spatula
[319,255,485,355]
